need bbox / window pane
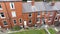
[29,13,32,17]
[48,18,52,21]
[10,2,15,9]
[0,13,4,17]
[11,3,13,8]
[13,20,16,24]
[0,5,2,8]
[29,19,32,23]
[3,21,8,25]
[38,12,40,15]
[11,11,16,17]
[19,19,22,23]
[37,18,40,22]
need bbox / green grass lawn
[10,29,47,34]
[10,28,56,34]
[48,28,56,34]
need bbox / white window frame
[0,26,1,28]
[11,11,16,17]
[27,0,32,2]
[55,16,58,21]
[10,2,15,9]
[42,11,45,15]
[59,19,60,22]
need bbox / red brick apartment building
[0,0,60,29]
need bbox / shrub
[12,25,21,31]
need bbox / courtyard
[9,27,56,34]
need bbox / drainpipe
[4,2,12,29]
[51,0,55,6]
[31,0,34,6]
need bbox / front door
[24,21,27,28]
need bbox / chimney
[32,0,35,6]
[51,0,55,6]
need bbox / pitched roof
[22,2,60,13]
[0,0,22,1]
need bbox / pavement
[0,30,8,34]
[56,27,60,31]
[0,32,8,34]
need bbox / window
[0,13,5,17]
[45,11,48,14]
[50,12,53,15]
[48,18,51,20]
[37,18,40,22]
[10,2,15,9]
[0,5,2,9]
[13,20,16,24]
[38,12,40,15]
[3,21,8,25]
[29,13,32,17]
[29,19,32,23]
[19,19,22,23]
[55,17,58,21]
[11,11,16,17]
[37,18,40,23]
[48,18,52,22]
[55,17,58,20]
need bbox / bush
[12,25,21,31]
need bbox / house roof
[0,0,22,1]
[22,2,60,13]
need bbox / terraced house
[0,0,60,29]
